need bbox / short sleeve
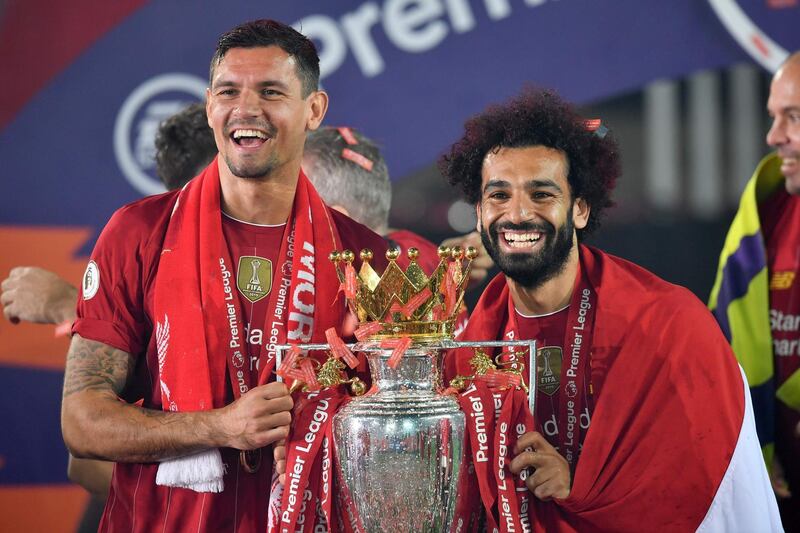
[73,204,154,356]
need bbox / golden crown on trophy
[329,245,478,341]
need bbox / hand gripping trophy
[274,246,536,532]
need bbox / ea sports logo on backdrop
[114,73,206,196]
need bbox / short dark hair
[303,127,391,233]
[154,103,217,191]
[210,19,320,97]
[439,88,620,239]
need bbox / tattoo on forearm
[63,336,134,397]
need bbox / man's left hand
[510,431,571,501]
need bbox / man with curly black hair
[442,88,780,531]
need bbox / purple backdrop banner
[1,0,797,234]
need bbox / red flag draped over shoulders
[449,244,744,531]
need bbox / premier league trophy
[276,246,536,532]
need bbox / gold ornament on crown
[330,245,478,342]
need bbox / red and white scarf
[152,159,345,492]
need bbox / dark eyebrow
[483,179,510,193]
[768,105,800,115]
[483,178,563,194]
[527,179,563,193]
[211,79,291,91]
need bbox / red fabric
[447,245,745,532]
[153,160,344,413]
[74,162,387,532]
[220,217,283,373]
[761,187,800,502]
[516,308,594,453]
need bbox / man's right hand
[62,335,292,463]
[1,266,78,325]
[219,382,293,450]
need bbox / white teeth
[232,129,267,140]
[504,232,541,243]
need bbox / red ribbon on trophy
[494,387,523,533]
[458,380,500,531]
[279,388,348,533]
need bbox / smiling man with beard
[441,88,781,531]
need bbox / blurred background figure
[710,51,800,530]
[303,125,483,335]
[304,125,491,281]
[154,102,218,191]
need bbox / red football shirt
[74,189,386,533]
[221,214,284,377]
[761,187,800,486]
[515,306,596,457]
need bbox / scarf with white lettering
[277,387,354,533]
[153,158,344,492]
[447,244,745,531]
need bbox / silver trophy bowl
[332,342,464,532]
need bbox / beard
[480,212,575,290]
[221,120,280,179]
[223,152,279,179]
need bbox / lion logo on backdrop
[237,256,272,303]
[536,346,562,396]
[114,73,206,196]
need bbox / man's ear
[475,203,482,232]
[572,197,590,230]
[306,90,329,130]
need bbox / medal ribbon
[504,260,597,469]
[450,437,482,533]
[458,380,500,532]
[299,445,323,532]
[319,431,336,531]
[513,390,535,532]
[494,387,523,533]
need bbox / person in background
[303,125,493,287]
[710,50,800,530]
